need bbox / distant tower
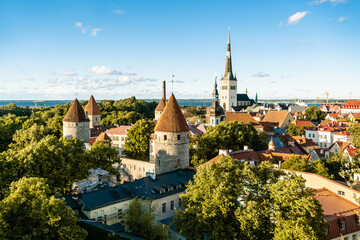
[155,81,167,121]
[268,139,275,151]
[207,77,225,126]
[63,99,90,143]
[220,29,237,112]
[255,93,258,104]
[85,95,101,129]
[150,94,190,175]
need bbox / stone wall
[88,114,101,129]
[120,158,155,181]
[151,131,189,175]
[63,121,90,143]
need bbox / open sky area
[0,0,359,100]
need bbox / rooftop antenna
[171,71,175,94]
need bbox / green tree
[0,114,28,152]
[190,121,262,166]
[0,177,87,240]
[286,124,302,136]
[124,197,169,240]
[304,106,325,122]
[124,120,155,160]
[310,159,332,179]
[281,155,309,172]
[349,124,360,149]
[87,140,121,175]
[174,156,327,240]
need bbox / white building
[106,125,132,156]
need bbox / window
[309,134,311,138]
[162,203,166,213]
[313,134,315,138]
[340,221,346,230]
[176,185,181,189]
[121,137,125,141]
[352,234,356,240]
[179,198,182,207]
[222,86,228,90]
[160,189,165,194]
[171,200,174,210]
[177,135,180,140]
[164,135,167,140]
[230,86,236,90]
[118,209,123,220]
[337,190,345,196]
[168,187,173,191]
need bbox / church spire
[224,28,235,80]
[212,76,219,101]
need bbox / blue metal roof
[67,168,196,211]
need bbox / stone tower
[220,29,237,112]
[63,98,90,143]
[155,81,166,121]
[150,94,190,175]
[207,77,225,126]
[85,95,101,129]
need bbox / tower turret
[150,94,190,175]
[207,77,225,126]
[85,95,101,129]
[63,99,90,143]
[220,29,237,112]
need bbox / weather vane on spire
[171,71,175,94]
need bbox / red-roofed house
[320,104,341,114]
[341,101,360,114]
[106,125,132,156]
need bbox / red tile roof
[96,132,112,142]
[106,125,132,135]
[291,120,315,129]
[262,111,292,128]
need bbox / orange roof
[96,132,111,142]
[292,136,318,147]
[63,99,89,123]
[314,188,360,217]
[262,111,291,127]
[291,120,315,129]
[85,95,101,115]
[225,112,259,125]
[106,125,132,135]
[154,94,190,132]
[155,98,166,111]
[350,113,360,119]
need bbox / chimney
[278,160,282,169]
[162,80,166,100]
[244,145,249,150]
[219,149,229,155]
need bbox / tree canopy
[124,197,169,240]
[304,106,325,123]
[124,120,155,160]
[174,155,328,240]
[0,177,87,240]
[190,121,266,166]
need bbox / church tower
[206,77,225,126]
[85,95,101,129]
[150,94,190,175]
[63,99,90,143]
[220,29,237,112]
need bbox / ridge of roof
[154,94,190,132]
[85,95,101,115]
[63,99,89,123]
[155,98,166,111]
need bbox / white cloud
[74,21,90,34]
[89,66,122,75]
[61,72,77,76]
[337,16,347,22]
[287,11,310,25]
[252,72,270,78]
[310,0,347,5]
[114,9,126,14]
[279,21,283,27]
[91,28,102,37]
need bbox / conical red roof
[63,99,89,122]
[96,132,111,142]
[155,98,166,111]
[85,95,101,115]
[154,94,190,132]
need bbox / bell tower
[220,29,237,112]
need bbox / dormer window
[168,187,173,191]
[176,185,181,189]
[160,189,165,194]
[340,221,346,230]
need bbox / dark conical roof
[154,94,190,132]
[63,99,89,122]
[155,98,166,111]
[85,95,101,115]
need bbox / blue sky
[0,0,359,100]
